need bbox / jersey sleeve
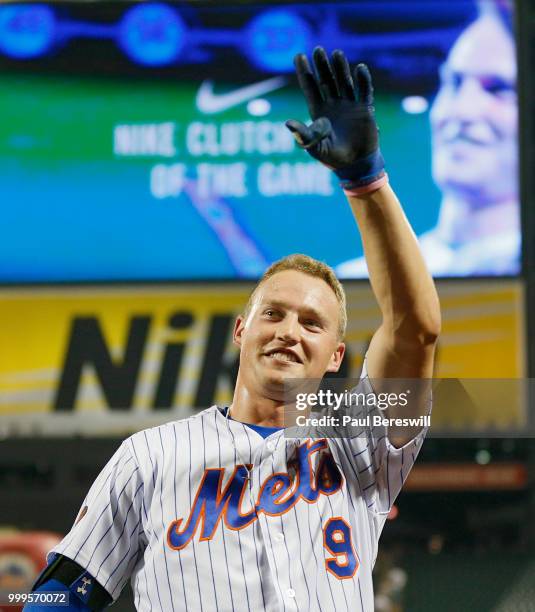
[48,439,144,602]
[334,358,431,516]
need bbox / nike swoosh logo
[196,77,287,114]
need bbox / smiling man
[230,258,346,428]
[27,48,439,612]
[338,1,518,278]
[421,4,518,275]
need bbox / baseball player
[26,48,440,611]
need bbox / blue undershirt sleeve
[22,578,92,611]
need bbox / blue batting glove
[286,47,386,193]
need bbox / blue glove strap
[333,149,385,189]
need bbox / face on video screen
[430,14,517,206]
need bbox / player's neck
[436,194,519,246]
[230,381,287,428]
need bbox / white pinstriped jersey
[50,373,427,611]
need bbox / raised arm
[346,182,440,380]
[286,48,440,442]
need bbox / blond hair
[243,254,347,339]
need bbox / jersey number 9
[323,517,359,579]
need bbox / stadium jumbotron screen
[0,0,520,281]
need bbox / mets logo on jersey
[167,439,343,551]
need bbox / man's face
[233,270,345,400]
[430,15,517,204]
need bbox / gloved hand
[286,47,387,195]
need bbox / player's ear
[326,342,345,373]
[233,314,246,348]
